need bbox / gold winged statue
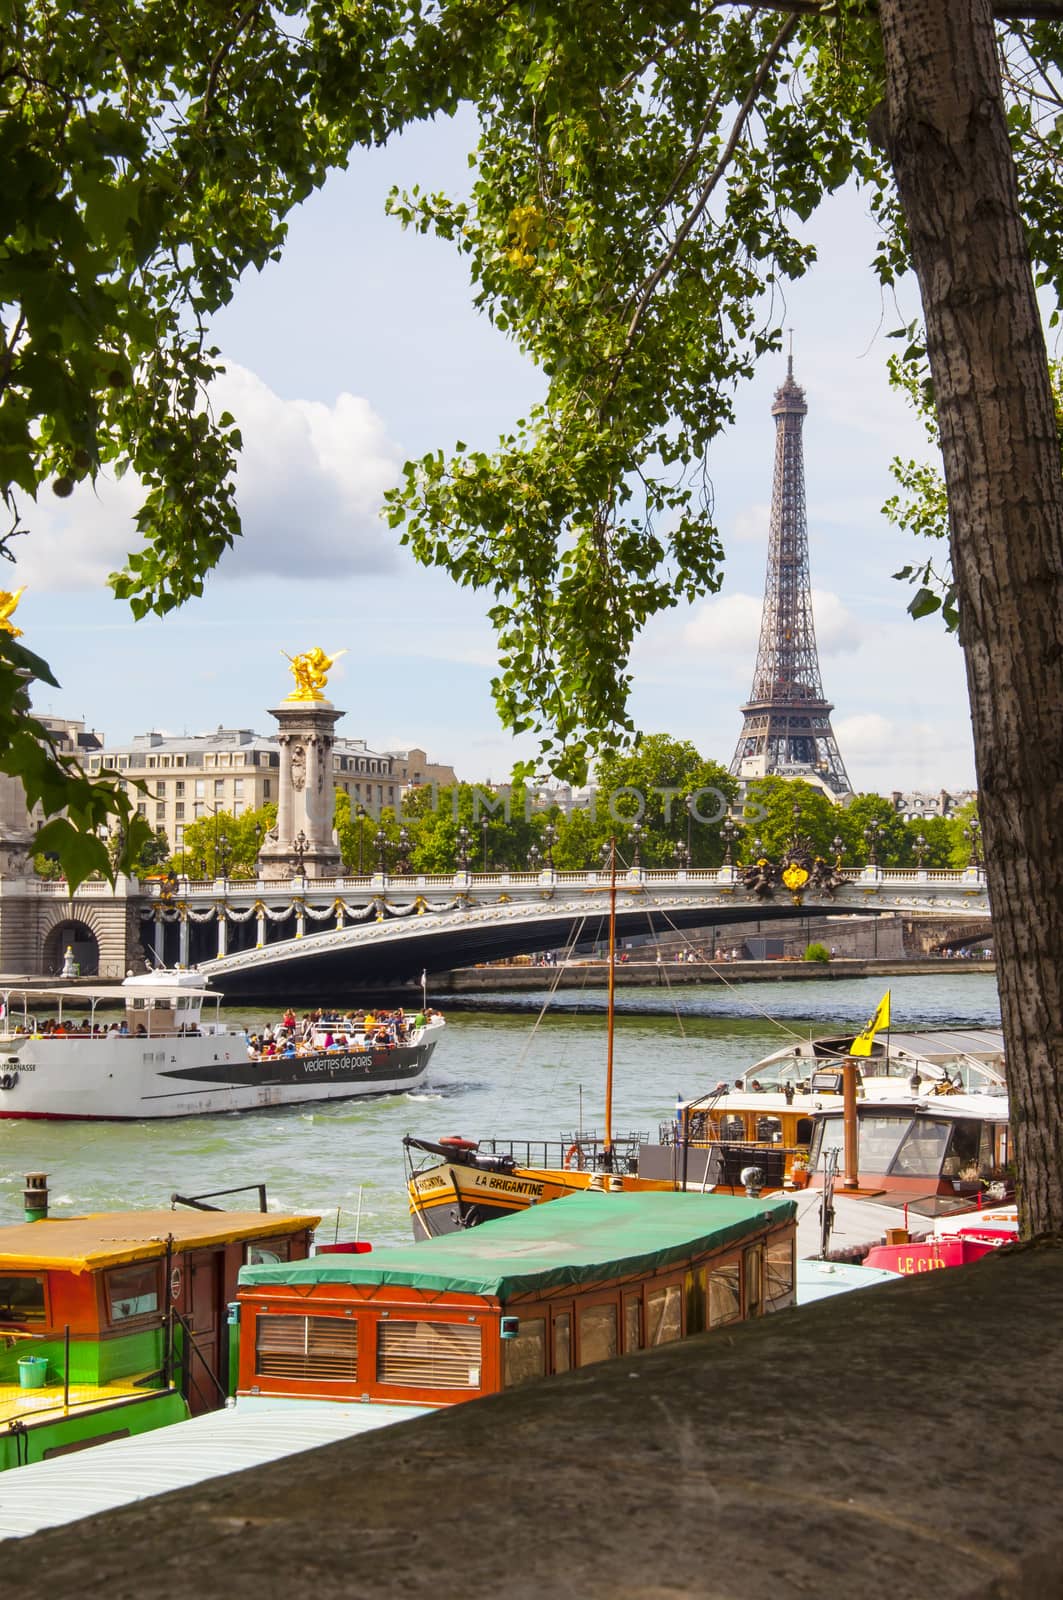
[0,588,26,638]
[282,646,347,702]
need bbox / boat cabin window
[719,1115,746,1143]
[940,1119,988,1179]
[708,1262,742,1328]
[107,1262,161,1323]
[811,1112,984,1181]
[502,1318,546,1388]
[256,1314,358,1380]
[246,1240,291,1266]
[578,1302,618,1367]
[553,1313,571,1374]
[646,1283,683,1346]
[755,1115,783,1143]
[890,1118,953,1178]
[0,1273,46,1325]
[745,1247,763,1317]
[376,1320,482,1390]
[766,1237,795,1308]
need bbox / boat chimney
[740,1165,765,1199]
[24,1172,48,1222]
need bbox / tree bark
[879,0,1063,1232]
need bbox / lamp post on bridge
[374,827,389,876]
[831,834,845,866]
[862,820,884,867]
[720,817,740,867]
[396,826,412,876]
[481,815,489,872]
[914,832,929,869]
[964,817,982,867]
[456,826,471,873]
[355,803,366,875]
[528,843,541,873]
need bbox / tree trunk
[879,0,1063,1233]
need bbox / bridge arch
[40,916,100,977]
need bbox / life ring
[0,1072,14,1090]
[439,1136,478,1152]
[565,1142,585,1171]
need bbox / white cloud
[11,363,401,593]
[732,503,771,543]
[680,587,861,663]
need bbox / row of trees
[34,736,981,881]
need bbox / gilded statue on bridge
[282,646,346,703]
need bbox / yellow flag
[850,991,891,1057]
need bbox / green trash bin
[17,1355,48,1389]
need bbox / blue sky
[22,112,976,794]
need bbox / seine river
[0,972,1001,1245]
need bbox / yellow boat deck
[0,1371,161,1431]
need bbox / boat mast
[604,836,616,1161]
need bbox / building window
[175,755,185,768]
[160,756,170,768]
[155,804,165,823]
[175,781,184,798]
[233,753,244,767]
[234,779,244,799]
[175,826,184,844]
[146,756,157,769]
[137,802,147,818]
[204,754,215,768]
[264,780,271,799]
[214,779,224,798]
[218,753,230,767]
[193,803,204,819]
[194,780,205,799]
[155,781,165,798]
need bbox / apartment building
[83,729,457,852]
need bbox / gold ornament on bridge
[282,646,347,702]
[781,863,809,892]
[0,587,26,637]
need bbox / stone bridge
[155,863,990,999]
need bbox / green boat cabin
[237,1191,796,1409]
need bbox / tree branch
[623,13,799,348]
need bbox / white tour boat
[0,971,443,1121]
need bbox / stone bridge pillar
[258,699,343,881]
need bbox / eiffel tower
[729,357,852,797]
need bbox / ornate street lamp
[673,841,691,870]
[291,830,309,873]
[631,820,643,869]
[355,803,365,874]
[914,832,929,868]
[720,817,740,866]
[456,825,471,872]
[216,830,231,879]
[831,834,845,865]
[481,815,490,871]
[963,817,982,867]
[374,827,389,875]
[599,841,612,874]
[863,820,885,866]
[396,826,412,876]
[528,843,541,872]
[684,794,694,857]
[543,822,557,867]
[753,836,764,860]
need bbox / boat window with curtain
[377,1320,482,1390]
[766,1237,795,1308]
[502,1318,546,1388]
[708,1262,742,1329]
[623,1294,642,1352]
[578,1302,618,1366]
[552,1313,571,1374]
[646,1283,682,1345]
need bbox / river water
[0,973,1001,1245]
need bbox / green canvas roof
[239,1190,796,1302]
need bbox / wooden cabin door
[185,1250,224,1415]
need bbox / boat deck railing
[477,1134,650,1174]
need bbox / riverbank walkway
[6,1238,1059,1599]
